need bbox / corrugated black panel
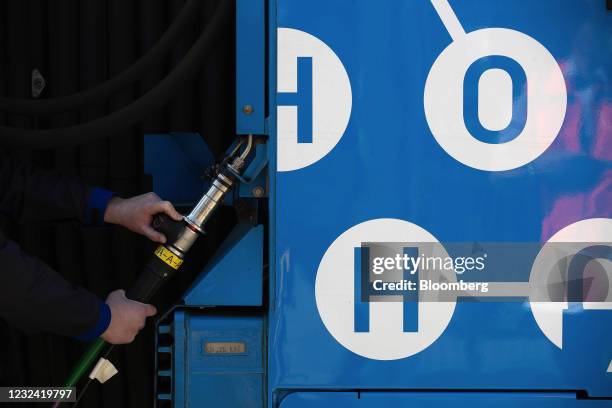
[0,0,236,406]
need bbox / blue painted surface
[236,0,266,135]
[184,224,263,306]
[163,1,612,406]
[144,133,214,206]
[268,0,612,406]
[279,392,612,407]
[172,311,264,407]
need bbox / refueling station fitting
[127,135,253,302]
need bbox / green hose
[64,339,107,387]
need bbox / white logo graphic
[277,27,352,172]
[315,219,456,360]
[530,218,612,353]
[424,0,567,171]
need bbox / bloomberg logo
[277,28,352,172]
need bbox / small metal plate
[203,341,247,355]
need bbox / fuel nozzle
[179,134,253,247]
[126,135,254,303]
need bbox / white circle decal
[277,28,352,172]
[315,218,456,360]
[530,218,612,349]
[424,28,567,171]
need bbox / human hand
[103,192,183,243]
[100,290,157,344]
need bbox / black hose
[0,0,231,148]
[0,0,201,115]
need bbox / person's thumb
[144,304,157,317]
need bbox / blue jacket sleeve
[85,187,115,225]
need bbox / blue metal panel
[279,392,612,408]
[236,0,266,134]
[144,133,214,206]
[269,0,612,405]
[172,312,264,407]
[184,224,263,306]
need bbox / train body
[149,1,612,406]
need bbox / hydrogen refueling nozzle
[54,135,254,408]
[126,134,253,302]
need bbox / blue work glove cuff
[73,300,111,342]
[85,187,115,225]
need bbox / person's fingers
[151,200,182,221]
[150,200,170,214]
[167,204,183,221]
[104,288,157,345]
[146,192,160,202]
[161,200,182,220]
[142,225,166,243]
[144,304,157,317]
[109,289,127,302]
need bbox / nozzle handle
[152,213,185,244]
[126,252,178,303]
